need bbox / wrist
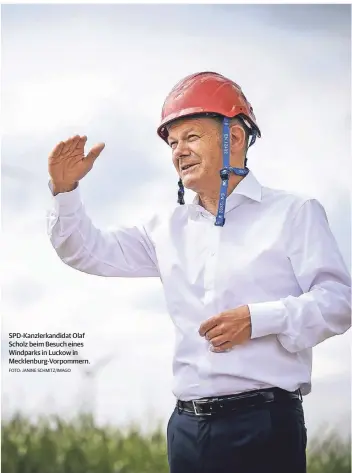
[51,181,78,195]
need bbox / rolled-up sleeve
[47,184,160,278]
[249,199,351,352]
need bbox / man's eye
[188,134,199,141]
[169,141,177,149]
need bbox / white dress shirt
[47,171,351,400]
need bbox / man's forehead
[167,116,215,136]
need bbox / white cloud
[3,76,119,136]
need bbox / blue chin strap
[176,115,257,225]
[214,117,251,227]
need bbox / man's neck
[198,174,245,216]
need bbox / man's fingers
[49,141,65,159]
[49,136,86,160]
[66,135,81,154]
[209,335,228,347]
[62,137,75,154]
[211,341,233,353]
[76,136,88,149]
[85,142,105,165]
[199,315,219,336]
[205,325,223,341]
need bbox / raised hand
[48,135,105,194]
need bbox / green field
[2,413,351,473]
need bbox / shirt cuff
[248,300,287,339]
[48,181,82,215]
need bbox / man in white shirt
[47,72,351,473]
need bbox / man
[47,72,351,473]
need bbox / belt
[176,388,302,416]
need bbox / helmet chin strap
[177,116,256,217]
[177,178,185,205]
[214,117,249,227]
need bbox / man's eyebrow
[168,127,200,143]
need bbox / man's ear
[230,123,246,152]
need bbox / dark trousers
[167,398,307,473]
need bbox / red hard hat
[157,71,261,142]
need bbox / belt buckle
[192,398,217,416]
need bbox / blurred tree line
[2,413,351,473]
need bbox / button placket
[203,223,220,306]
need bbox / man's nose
[174,140,191,160]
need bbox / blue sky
[1,4,351,439]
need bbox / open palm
[48,135,105,192]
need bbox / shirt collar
[192,170,262,213]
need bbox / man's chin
[181,176,199,192]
